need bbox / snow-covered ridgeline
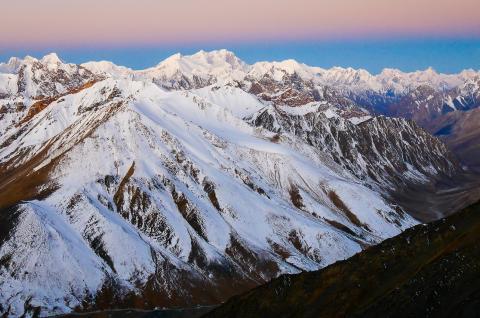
[0,51,469,317]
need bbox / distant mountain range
[0,50,479,317]
[78,49,480,170]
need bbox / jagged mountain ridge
[0,52,474,317]
[387,76,480,125]
[248,105,457,188]
[99,49,478,173]
[0,53,101,137]
[80,50,480,159]
[76,49,478,98]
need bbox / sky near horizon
[1,0,479,73]
[2,0,479,46]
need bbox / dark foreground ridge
[203,201,480,318]
[54,306,215,318]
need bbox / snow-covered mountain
[0,53,101,137]
[88,49,479,169]
[386,75,480,125]
[80,49,478,94]
[81,49,480,125]
[0,51,476,317]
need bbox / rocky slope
[428,107,480,172]
[0,53,101,137]
[205,200,480,318]
[0,51,476,317]
[248,105,457,188]
[357,71,480,170]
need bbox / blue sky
[1,38,479,74]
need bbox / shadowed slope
[204,201,480,318]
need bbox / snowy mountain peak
[191,49,244,65]
[81,60,133,79]
[248,59,321,82]
[0,54,62,72]
[161,52,183,63]
[378,68,403,77]
[0,57,24,73]
[158,49,247,72]
[22,55,38,64]
[0,52,100,105]
[40,52,62,65]
[320,66,375,85]
[137,50,249,89]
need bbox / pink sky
[3,0,480,47]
